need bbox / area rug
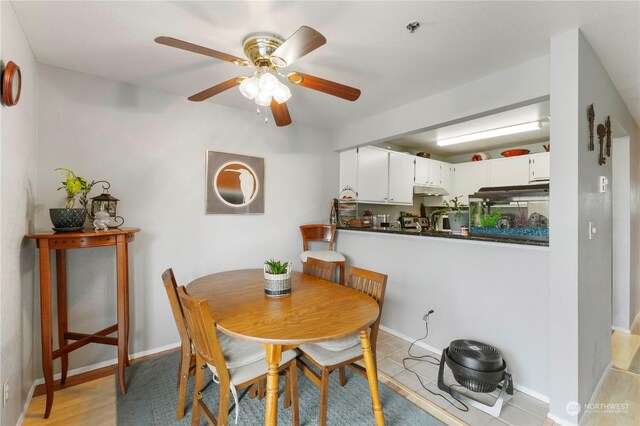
[117,351,444,425]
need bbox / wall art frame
[205,150,264,214]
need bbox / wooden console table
[26,228,140,418]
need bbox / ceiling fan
[155,26,361,127]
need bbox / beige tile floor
[377,329,640,426]
[375,330,549,426]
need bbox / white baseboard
[33,341,180,385]
[20,341,180,424]
[16,381,36,426]
[611,325,631,334]
[548,412,576,426]
[379,324,550,404]
[631,311,640,334]
[578,361,613,426]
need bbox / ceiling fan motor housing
[242,32,286,67]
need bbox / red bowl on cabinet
[501,149,530,157]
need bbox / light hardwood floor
[23,376,115,426]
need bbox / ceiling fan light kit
[155,26,360,127]
[436,120,542,147]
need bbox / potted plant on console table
[49,168,95,231]
[433,196,469,233]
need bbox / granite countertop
[336,226,549,247]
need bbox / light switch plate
[599,176,608,193]
[589,221,597,240]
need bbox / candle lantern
[89,181,125,228]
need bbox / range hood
[413,184,449,196]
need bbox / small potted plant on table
[264,259,291,297]
[50,168,95,231]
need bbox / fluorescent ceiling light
[436,121,542,146]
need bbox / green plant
[264,259,289,275]
[56,168,96,209]
[431,196,468,220]
[480,208,502,228]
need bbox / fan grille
[449,339,503,371]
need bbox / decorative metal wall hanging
[205,151,264,214]
[605,116,612,157]
[587,104,595,151]
[597,124,606,166]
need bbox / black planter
[49,208,86,229]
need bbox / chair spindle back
[303,257,337,282]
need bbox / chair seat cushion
[217,333,266,369]
[315,333,361,352]
[207,349,297,385]
[299,342,364,367]
[300,250,345,263]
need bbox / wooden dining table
[187,269,385,426]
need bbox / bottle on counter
[330,203,337,226]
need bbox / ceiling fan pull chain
[264,106,269,124]
[256,106,260,115]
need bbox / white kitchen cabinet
[339,149,358,193]
[356,147,389,202]
[388,152,415,204]
[487,156,530,187]
[414,157,429,185]
[451,161,487,204]
[414,158,452,189]
[429,159,452,188]
[529,152,550,181]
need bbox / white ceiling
[383,100,551,156]
[11,1,640,130]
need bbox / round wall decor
[2,61,22,106]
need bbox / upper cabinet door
[529,152,550,181]
[452,161,488,205]
[487,156,530,187]
[414,157,429,185]
[388,152,414,204]
[356,147,389,202]
[339,149,358,194]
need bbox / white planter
[264,264,292,297]
[448,210,470,233]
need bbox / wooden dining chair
[297,266,388,426]
[299,224,346,284]
[177,286,300,426]
[161,268,195,419]
[302,257,337,282]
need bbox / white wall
[336,231,550,398]
[612,137,631,331]
[333,56,549,151]
[0,2,38,424]
[34,64,337,376]
[548,29,640,425]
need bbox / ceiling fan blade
[270,99,292,127]
[155,36,250,67]
[270,26,326,67]
[188,77,244,102]
[288,72,361,101]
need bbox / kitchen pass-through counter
[338,226,549,247]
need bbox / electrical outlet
[422,307,435,321]
[3,379,8,407]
